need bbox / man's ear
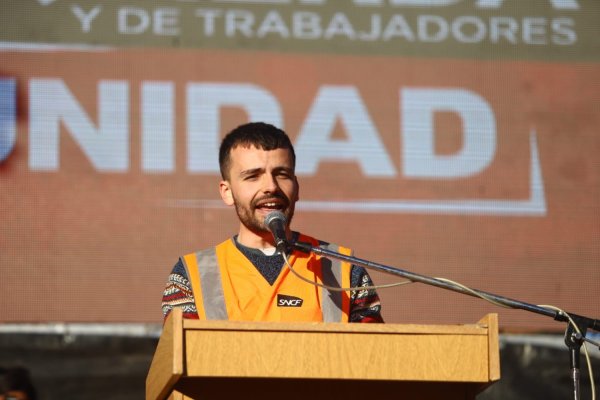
[219,180,234,206]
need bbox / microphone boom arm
[292,241,600,332]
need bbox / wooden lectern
[147,308,500,400]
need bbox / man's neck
[236,228,277,252]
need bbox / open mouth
[254,198,287,213]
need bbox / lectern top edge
[181,315,494,336]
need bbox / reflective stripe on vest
[319,242,344,323]
[193,247,228,320]
[194,243,345,322]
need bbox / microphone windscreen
[264,211,286,226]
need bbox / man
[162,122,383,323]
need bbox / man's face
[220,145,299,236]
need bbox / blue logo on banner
[0,78,16,162]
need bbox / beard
[232,192,295,235]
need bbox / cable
[282,252,413,292]
[433,277,514,309]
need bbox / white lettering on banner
[552,18,576,45]
[142,82,175,172]
[118,7,150,35]
[29,79,129,171]
[382,14,415,41]
[452,16,487,43]
[195,9,223,36]
[4,77,547,215]
[225,9,255,37]
[27,0,580,46]
[186,83,283,173]
[324,13,356,40]
[358,14,381,41]
[295,86,396,177]
[118,7,181,36]
[401,88,496,178]
[0,79,16,162]
[524,18,548,45]
[418,15,448,42]
[295,130,546,216]
[489,17,518,44]
[71,5,102,33]
[154,8,181,36]
[292,12,322,39]
[189,9,577,46]
[258,10,291,38]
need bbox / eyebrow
[239,166,294,178]
[239,167,263,178]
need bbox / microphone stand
[291,241,600,400]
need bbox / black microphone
[264,211,291,255]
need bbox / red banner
[1,48,598,330]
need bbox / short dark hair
[219,122,296,180]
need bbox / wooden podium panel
[147,309,500,400]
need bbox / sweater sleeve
[161,258,200,321]
[349,266,384,323]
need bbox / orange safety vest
[181,234,352,322]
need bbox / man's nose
[262,174,279,193]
